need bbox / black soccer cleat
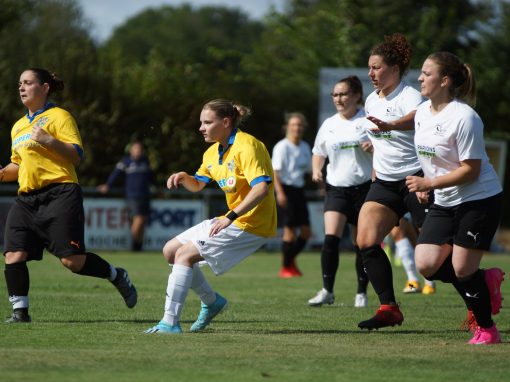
[5,310,31,323]
[358,304,404,330]
[111,268,138,308]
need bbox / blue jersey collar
[218,127,238,164]
[26,102,55,123]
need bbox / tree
[241,0,494,146]
[94,5,264,186]
[0,0,108,178]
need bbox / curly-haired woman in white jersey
[406,52,504,345]
[356,34,430,330]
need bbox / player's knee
[60,254,85,273]
[359,244,384,262]
[323,234,339,251]
[4,251,28,264]
[162,243,179,264]
[300,227,312,240]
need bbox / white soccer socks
[163,264,193,326]
[191,264,216,306]
[395,238,419,282]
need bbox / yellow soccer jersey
[195,129,277,237]
[11,105,83,194]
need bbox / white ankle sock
[163,264,193,326]
[9,295,29,310]
[395,238,419,281]
[191,265,216,306]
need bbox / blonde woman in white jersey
[307,76,373,308]
[272,112,312,278]
[356,34,431,330]
[406,52,504,345]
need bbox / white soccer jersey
[312,109,372,187]
[414,99,502,207]
[272,138,312,187]
[364,81,424,181]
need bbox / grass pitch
[1,251,509,381]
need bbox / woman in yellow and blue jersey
[1,68,137,323]
[145,99,277,334]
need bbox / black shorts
[3,183,86,260]
[417,193,502,251]
[127,197,151,217]
[279,185,310,227]
[364,173,430,228]
[324,181,371,226]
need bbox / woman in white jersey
[406,52,504,345]
[307,76,373,308]
[356,34,430,330]
[272,112,312,278]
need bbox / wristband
[225,210,239,221]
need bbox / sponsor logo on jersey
[367,130,392,140]
[332,141,360,151]
[416,144,435,158]
[217,176,237,193]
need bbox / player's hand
[367,116,393,132]
[167,172,186,189]
[209,217,232,237]
[406,175,432,192]
[31,124,54,146]
[276,192,288,208]
[416,191,430,204]
[97,184,109,194]
[360,141,373,153]
[312,170,323,183]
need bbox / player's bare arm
[167,171,206,192]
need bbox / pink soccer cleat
[468,324,502,345]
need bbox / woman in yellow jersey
[145,99,277,334]
[0,68,137,323]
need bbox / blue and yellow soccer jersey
[195,129,277,237]
[11,106,83,194]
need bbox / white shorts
[176,218,267,275]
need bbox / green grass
[1,251,510,382]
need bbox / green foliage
[1,252,510,381]
[93,5,264,185]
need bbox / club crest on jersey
[385,106,398,117]
[35,117,49,129]
[433,124,446,137]
[227,159,236,172]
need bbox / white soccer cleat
[308,288,334,307]
[354,293,368,308]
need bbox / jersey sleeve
[400,87,424,115]
[194,150,213,184]
[239,141,272,186]
[312,124,326,156]
[56,115,83,147]
[271,141,284,171]
[456,112,485,161]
